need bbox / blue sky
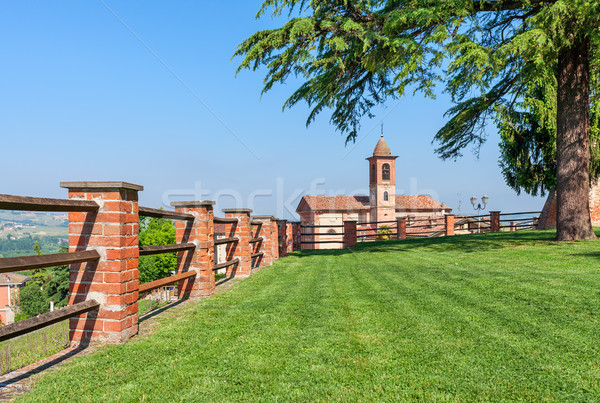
[0,1,545,219]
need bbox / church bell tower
[367,134,397,223]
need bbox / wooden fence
[0,182,294,355]
[0,183,542,373]
[298,211,542,249]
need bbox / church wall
[317,213,343,249]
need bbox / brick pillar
[278,220,288,257]
[396,218,407,239]
[172,201,215,298]
[285,222,294,253]
[343,221,357,248]
[61,181,141,345]
[445,215,455,236]
[223,209,252,277]
[252,216,274,266]
[490,211,500,232]
[292,222,302,250]
[271,219,280,261]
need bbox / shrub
[377,225,393,240]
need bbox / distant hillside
[0,211,68,257]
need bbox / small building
[296,135,452,248]
[0,272,30,325]
[538,179,600,229]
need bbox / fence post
[396,218,407,240]
[271,219,280,261]
[278,220,288,257]
[252,216,274,266]
[285,222,294,254]
[490,211,500,232]
[172,201,215,298]
[445,215,455,236]
[61,181,142,345]
[343,221,357,248]
[223,209,253,277]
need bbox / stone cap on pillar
[171,201,216,208]
[222,208,253,215]
[60,181,144,191]
[253,215,275,220]
[489,211,501,213]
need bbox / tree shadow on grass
[570,252,600,260]
[290,230,561,258]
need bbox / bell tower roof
[373,134,391,157]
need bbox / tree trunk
[556,34,596,241]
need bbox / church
[296,135,451,247]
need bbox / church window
[327,229,336,234]
[382,163,390,180]
[371,164,376,183]
[384,191,389,201]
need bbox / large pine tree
[235,0,600,240]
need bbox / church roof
[296,195,451,213]
[298,196,369,212]
[396,195,451,211]
[373,135,392,156]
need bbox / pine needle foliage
[235,0,600,155]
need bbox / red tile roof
[396,195,451,211]
[0,273,29,285]
[298,196,369,212]
[297,195,451,212]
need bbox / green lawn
[17,230,600,401]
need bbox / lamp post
[470,195,489,234]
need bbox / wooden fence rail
[0,194,99,212]
[139,271,198,294]
[139,206,194,221]
[139,243,196,256]
[0,300,100,343]
[0,250,101,273]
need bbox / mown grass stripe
[14,230,600,402]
